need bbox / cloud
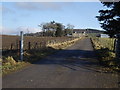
[15,2,39,10]
[2,6,15,14]
[17,26,42,34]
[1,26,42,35]
[14,2,70,11]
[38,2,64,10]
[1,26,17,35]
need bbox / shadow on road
[33,49,104,73]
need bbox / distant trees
[96,2,120,38]
[38,21,74,37]
[64,24,74,36]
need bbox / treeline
[24,21,74,37]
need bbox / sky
[1,2,106,35]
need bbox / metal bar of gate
[20,31,23,61]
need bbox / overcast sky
[1,2,106,35]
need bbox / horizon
[1,2,106,35]
[1,28,105,36]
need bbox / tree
[38,21,57,36]
[64,24,74,35]
[96,2,120,37]
[38,21,65,37]
[55,23,65,37]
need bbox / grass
[92,38,115,51]
[2,37,81,75]
[91,37,120,72]
[2,58,28,75]
[47,37,81,49]
[87,33,102,37]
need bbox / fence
[2,35,76,51]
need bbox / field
[2,35,76,50]
[91,37,120,72]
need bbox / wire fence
[2,35,76,51]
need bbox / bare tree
[65,24,75,35]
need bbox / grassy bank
[2,37,81,75]
[91,37,120,72]
[47,37,81,49]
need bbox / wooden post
[115,34,120,59]
[10,43,13,50]
[28,42,31,50]
[20,31,24,61]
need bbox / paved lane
[3,38,119,88]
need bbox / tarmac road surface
[2,38,119,88]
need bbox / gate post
[115,34,120,60]
[20,31,24,61]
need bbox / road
[3,38,119,88]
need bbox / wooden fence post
[28,42,31,50]
[10,43,13,50]
[115,34,120,60]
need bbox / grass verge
[91,37,120,72]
